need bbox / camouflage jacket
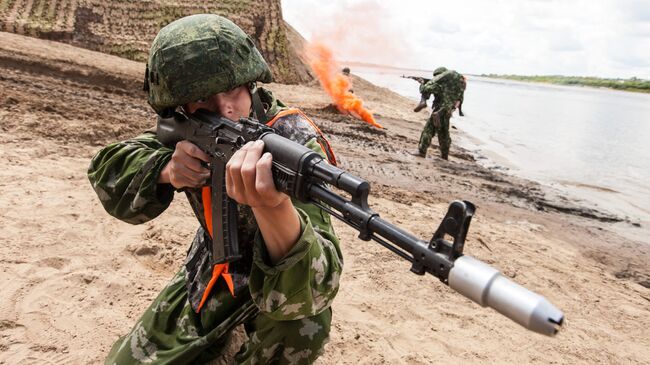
[420,70,465,111]
[88,88,343,319]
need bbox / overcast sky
[281,0,650,78]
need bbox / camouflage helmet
[433,66,448,77]
[144,14,273,114]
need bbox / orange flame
[304,42,382,129]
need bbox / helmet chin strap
[249,82,268,124]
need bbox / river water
[353,66,650,224]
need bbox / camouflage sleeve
[419,79,441,99]
[248,138,343,321]
[87,131,175,224]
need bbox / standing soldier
[411,67,465,160]
[88,14,342,364]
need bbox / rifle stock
[157,110,564,337]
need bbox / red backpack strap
[266,108,337,166]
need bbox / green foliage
[482,74,650,93]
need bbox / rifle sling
[251,88,268,124]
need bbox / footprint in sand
[0,344,74,365]
[37,257,70,270]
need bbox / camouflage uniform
[417,70,465,159]
[458,76,467,116]
[88,87,342,364]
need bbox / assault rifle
[157,110,564,337]
[401,75,430,85]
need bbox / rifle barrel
[308,179,564,337]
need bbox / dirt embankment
[0,0,312,84]
[0,32,648,364]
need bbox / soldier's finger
[170,170,195,189]
[175,165,208,187]
[178,140,210,163]
[255,152,278,198]
[241,141,264,194]
[226,146,246,201]
[225,162,235,198]
[175,152,209,174]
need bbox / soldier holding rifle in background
[404,67,466,159]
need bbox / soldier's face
[184,85,252,122]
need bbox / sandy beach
[0,31,648,364]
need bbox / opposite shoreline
[343,60,650,94]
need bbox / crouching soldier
[88,14,342,364]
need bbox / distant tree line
[481,74,650,93]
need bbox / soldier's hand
[159,140,211,189]
[226,140,300,263]
[225,140,288,209]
